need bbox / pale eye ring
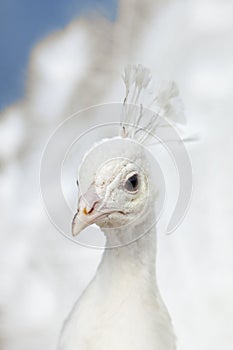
[124,173,139,193]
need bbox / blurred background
[0,0,233,349]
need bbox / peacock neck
[97,209,158,289]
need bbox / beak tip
[71,228,77,237]
[72,212,88,237]
[71,213,79,237]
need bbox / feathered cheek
[96,212,127,228]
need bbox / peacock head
[72,64,184,238]
[72,137,157,236]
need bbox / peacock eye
[124,173,139,193]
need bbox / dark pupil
[125,174,138,192]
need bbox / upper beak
[72,184,101,236]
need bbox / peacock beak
[72,183,123,236]
[72,184,102,236]
[72,184,126,236]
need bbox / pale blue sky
[0,0,117,110]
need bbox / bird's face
[72,139,154,236]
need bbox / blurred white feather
[120,63,185,144]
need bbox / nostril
[83,201,99,215]
[77,185,101,215]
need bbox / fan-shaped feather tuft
[120,64,185,145]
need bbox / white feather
[120,64,185,145]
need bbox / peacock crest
[120,64,185,145]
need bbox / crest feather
[120,64,185,145]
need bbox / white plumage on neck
[59,209,176,350]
